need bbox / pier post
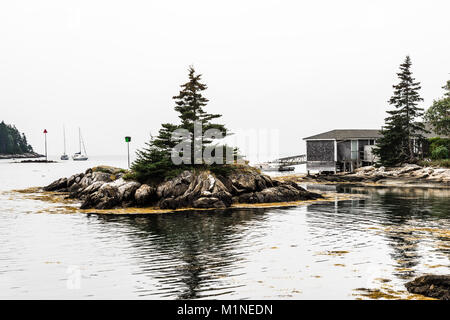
[125,136,131,168]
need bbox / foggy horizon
[1,0,449,162]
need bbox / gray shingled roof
[303,129,382,140]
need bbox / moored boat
[60,125,69,160]
[72,128,88,161]
[72,153,88,161]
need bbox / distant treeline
[0,121,33,154]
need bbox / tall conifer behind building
[375,56,427,165]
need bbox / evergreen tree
[131,66,233,183]
[424,80,450,136]
[172,66,228,163]
[375,56,427,165]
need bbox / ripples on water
[0,159,449,299]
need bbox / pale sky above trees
[1,0,449,162]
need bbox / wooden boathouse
[303,129,382,173]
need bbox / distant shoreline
[0,152,45,160]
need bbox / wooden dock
[255,154,306,172]
[269,154,306,166]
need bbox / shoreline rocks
[0,152,45,160]
[44,165,323,210]
[295,164,450,187]
[405,275,450,300]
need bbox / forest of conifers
[0,121,33,154]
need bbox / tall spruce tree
[131,66,232,183]
[375,56,426,166]
[172,66,228,164]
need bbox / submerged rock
[405,275,450,300]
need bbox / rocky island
[41,68,325,211]
[44,165,322,210]
[0,121,41,159]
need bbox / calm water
[0,157,449,299]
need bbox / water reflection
[306,186,449,285]
[366,187,450,281]
[94,209,272,299]
[93,186,449,299]
[89,185,449,299]
[0,183,448,299]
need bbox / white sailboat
[60,126,69,160]
[72,128,88,161]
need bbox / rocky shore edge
[290,164,450,187]
[406,275,450,300]
[0,152,45,160]
[43,166,323,210]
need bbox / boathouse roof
[303,129,382,140]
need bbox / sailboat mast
[81,131,87,156]
[78,127,81,153]
[63,125,66,155]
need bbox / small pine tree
[131,138,182,182]
[131,66,234,183]
[375,56,427,166]
[424,80,450,136]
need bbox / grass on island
[91,165,128,175]
[122,162,260,184]
[417,159,450,168]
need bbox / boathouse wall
[306,140,336,172]
[306,141,334,161]
[303,130,383,173]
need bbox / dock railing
[269,154,307,166]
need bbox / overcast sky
[1,0,449,162]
